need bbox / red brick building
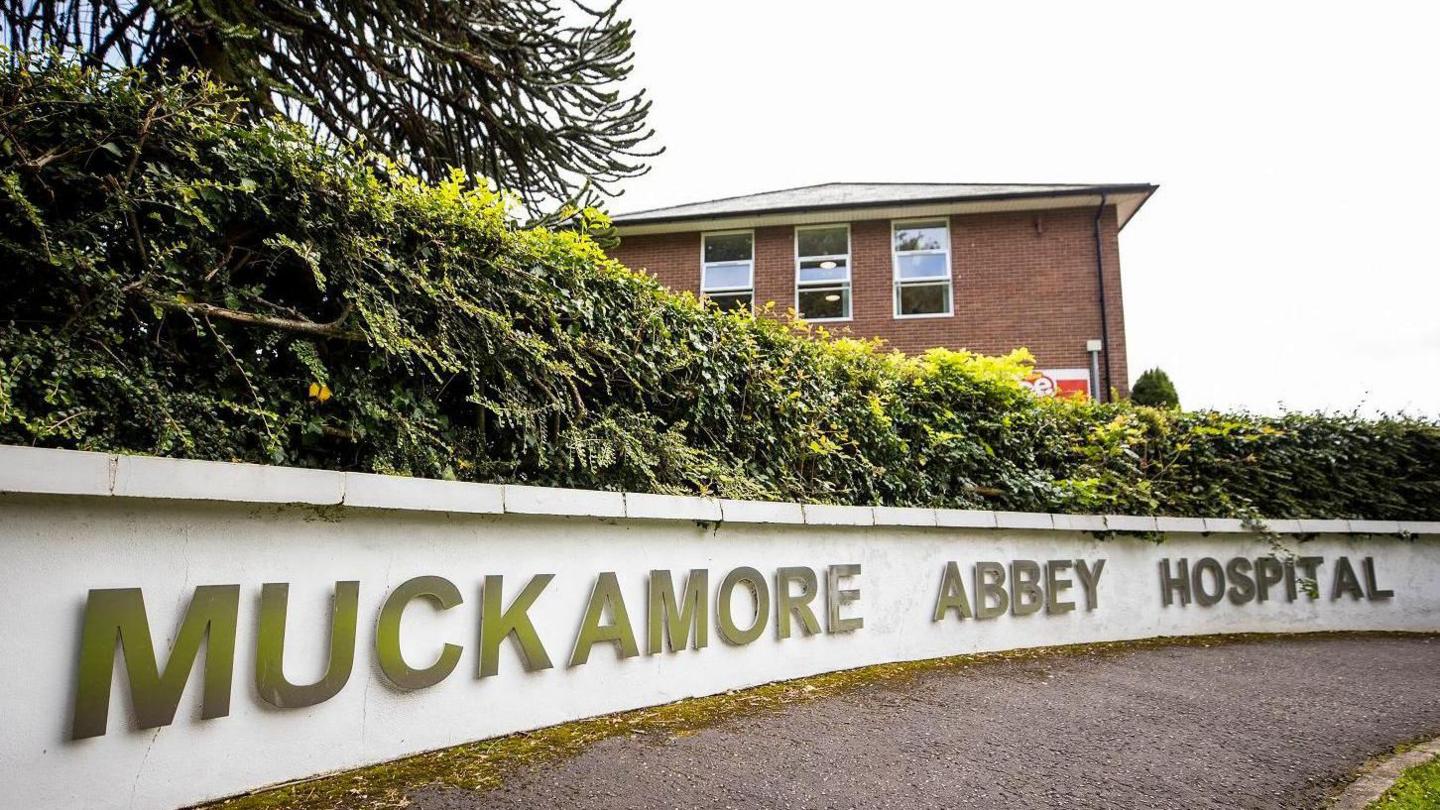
[608,182,1156,401]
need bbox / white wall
[1,446,1437,810]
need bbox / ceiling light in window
[824,294,841,302]
[819,260,837,269]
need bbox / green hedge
[2,57,1437,520]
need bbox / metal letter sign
[67,554,1393,737]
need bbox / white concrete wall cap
[1154,516,1208,534]
[1105,515,1159,533]
[343,472,502,515]
[717,499,805,525]
[113,453,343,505]
[0,445,114,497]
[0,445,1424,535]
[934,509,999,529]
[1297,519,1352,535]
[502,484,625,518]
[994,511,1055,530]
[1348,519,1404,535]
[1202,517,1250,533]
[625,492,723,522]
[802,503,876,527]
[1256,518,1304,534]
[871,506,938,527]
[1051,513,1107,532]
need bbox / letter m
[648,569,708,654]
[72,586,240,739]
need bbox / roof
[611,182,1157,235]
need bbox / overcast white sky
[607,1,1439,415]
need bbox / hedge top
[2,56,1437,520]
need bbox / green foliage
[1132,367,1180,408]
[2,58,1438,520]
[3,2,656,214]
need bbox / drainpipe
[1091,192,1113,402]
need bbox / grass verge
[1366,753,1440,809]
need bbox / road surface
[410,635,1440,810]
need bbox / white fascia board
[613,191,1150,238]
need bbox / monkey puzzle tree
[2,0,657,215]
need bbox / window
[701,231,754,312]
[795,224,851,321]
[892,219,952,317]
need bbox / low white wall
[1,445,1437,810]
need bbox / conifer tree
[1131,368,1181,409]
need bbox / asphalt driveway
[409,635,1440,810]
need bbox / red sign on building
[1022,368,1092,400]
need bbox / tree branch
[146,296,363,341]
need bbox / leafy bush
[3,56,1438,520]
[1132,367,1180,408]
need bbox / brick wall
[610,206,1130,397]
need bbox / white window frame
[793,223,852,323]
[891,218,953,319]
[700,229,755,312]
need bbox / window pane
[797,226,848,258]
[798,257,848,284]
[798,287,848,320]
[708,292,753,313]
[704,232,753,263]
[893,223,947,252]
[897,282,950,315]
[896,253,948,280]
[702,262,752,291]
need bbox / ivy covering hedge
[2,58,1437,520]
